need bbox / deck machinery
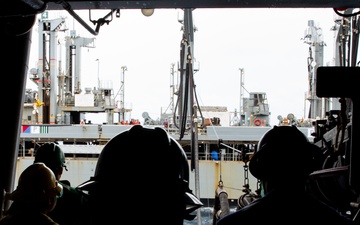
[24,14,116,125]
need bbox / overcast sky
[27,8,337,125]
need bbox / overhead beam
[2,0,360,18]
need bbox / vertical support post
[119,66,127,123]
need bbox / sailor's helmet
[34,142,67,171]
[11,162,63,202]
[249,125,320,181]
[77,124,203,219]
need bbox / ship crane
[34,16,67,124]
[175,8,202,225]
[26,14,116,125]
[303,19,331,119]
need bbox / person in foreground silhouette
[0,163,63,225]
[217,125,355,225]
[34,142,89,225]
[77,125,203,225]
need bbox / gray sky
[27,8,337,125]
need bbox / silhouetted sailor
[34,142,89,225]
[217,125,355,225]
[77,125,203,225]
[0,163,63,225]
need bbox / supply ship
[17,12,316,208]
[2,3,359,224]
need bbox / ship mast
[177,8,202,224]
[303,20,329,119]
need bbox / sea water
[184,207,237,225]
[184,207,214,225]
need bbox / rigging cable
[351,15,359,66]
[179,41,190,140]
[333,8,360,18]
[173,36,187,136]
[175,37,205,139]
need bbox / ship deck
[20,124,314,145]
